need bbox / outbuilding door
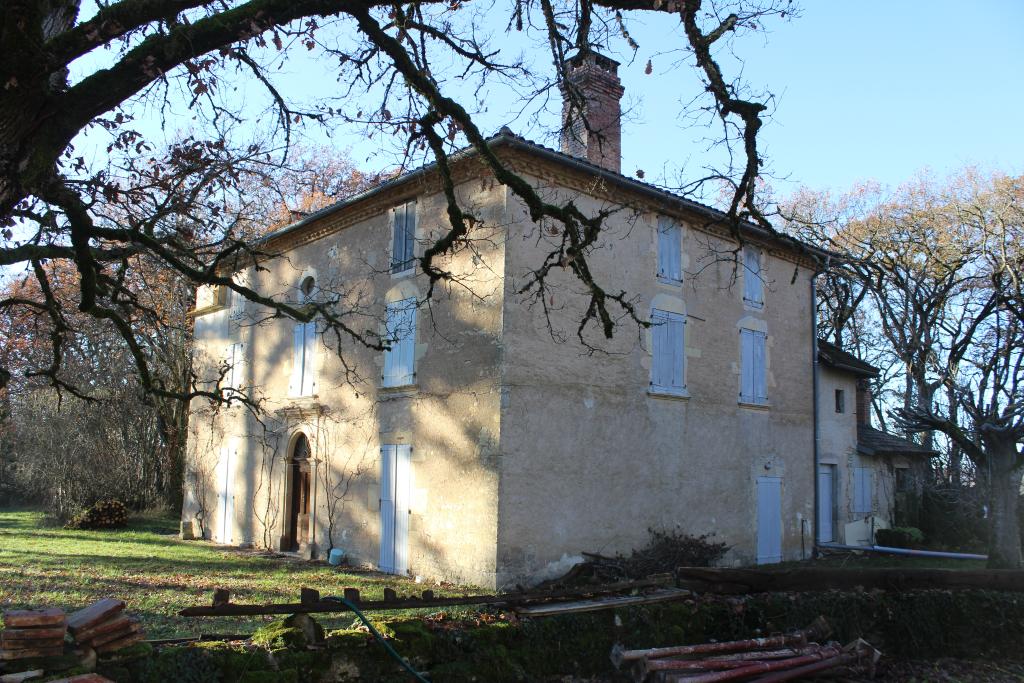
[756,476,782,564]
[215,444,235,544]
[379,444,412,575]
[817,465,836,543]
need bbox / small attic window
[835,389,846,413]
[299,276,315,303]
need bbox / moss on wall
[96,590,1024,682]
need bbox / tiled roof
[858,424,937,457]
[260,128,831,260]
[817,339,879,377]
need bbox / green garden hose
[325,596,430,683]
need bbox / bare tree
[1,0,793,403]
[787,171,1024,568]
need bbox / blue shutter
[854,467,873,515]
[403,202,416,267]
[740,329,755,402]
[391,202,416,273]
[657,217,682,282]
[744,247,763,306]
[754,331,767,403]
[651,309,685,395]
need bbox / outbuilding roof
[817,339,880,378]
[858,424,938,458]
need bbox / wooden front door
[284,434,311,552]
[379,444,412,574]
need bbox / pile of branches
[540,529,729,589]
[65,500,129,530]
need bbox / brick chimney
[856,379,872,427]
[560,49,624,173]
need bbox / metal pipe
[810,268,822,555]
[818,542,987,561]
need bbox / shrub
[65,499,129,530]
[875,526,925,549]
[621,528,729,577]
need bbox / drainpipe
[810,258,829,557]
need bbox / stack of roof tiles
[0,608,67,661]
[67,599,144,654]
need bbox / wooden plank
[181,576,674,617]
[71,614,132,644]
[3,609,66,629]
[94,632,144,654]
[675,567,1024,594]
[0,626,67,641]
[0,646,64,660]
[515,589,691,617]
[67,600,124,635]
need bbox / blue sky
[70,1,1024,200]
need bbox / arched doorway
[283,433,311,552]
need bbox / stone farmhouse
[181,50,930,588]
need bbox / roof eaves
[258,128,831,262]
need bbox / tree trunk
[987,441,1023,569]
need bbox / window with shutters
[383,297,417,388]
[853,467,873,514]
[835,389,846,413]
[743,246,764,308]
[391,201,417,274]
[656,217,682,283]
[739,328,768,405]
[649,309,686,396]
[289,277,318,397]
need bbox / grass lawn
[0,509,478,638]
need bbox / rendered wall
[494,175,816,587]
[185,171,508,588]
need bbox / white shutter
[383,298,416,387]
[289,323,304,396]
[379,445,396,572]
[744,247,763,306]
[754,332,767,403]
[393,444,412,575]
[226,342,246,398]
[383,303,399,386]
[301,321,317,396]
[650,310,669,390]
[669,314,685,390]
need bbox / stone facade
[183,136,827,589]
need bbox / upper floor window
[835,389,846,413]
[391,201,417,274]
[650,309,686,395]
[383,297,417,387]
[289,277,317,397]
[739,328,767,405]
[657,217,682,283]
[743,246,764,308]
